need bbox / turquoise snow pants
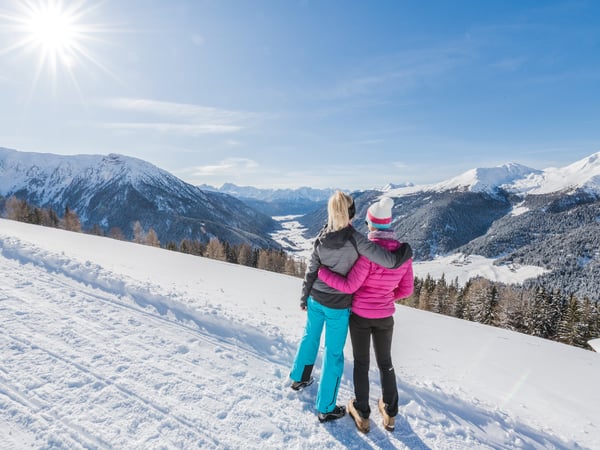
[290,296,350,414]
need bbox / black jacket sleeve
[353,231,413,268]
[300,238,321,308]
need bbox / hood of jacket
[317,225,354,250]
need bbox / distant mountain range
[199,183,336,216]
[2,146,599,299]
[0,147,279,248]
[301,152,600,299]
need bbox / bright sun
[0,0,111,88]
[26,3,79,56]
[21,0,87,72]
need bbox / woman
[289,191,412,423]
[317,196,414,433]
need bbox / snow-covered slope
[509,152,600,195]
[1,219,598,449]
[431,163,540,194]
[383,152,600,197]
[0,147,172,205]
[0,147,279,247]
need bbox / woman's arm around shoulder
[318,255,370,293]
[352,229,412,269]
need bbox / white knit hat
[366,197,394,229]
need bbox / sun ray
[0,0,119,96]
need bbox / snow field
[1,219,599,449]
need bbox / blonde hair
[327,191,353,231]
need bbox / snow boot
[347,399,370,433]
[378,398,395,431]
[290,376,314,391]
[318,405,346,423]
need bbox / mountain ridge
[297,152,600,299]
[0,147,280,248]
[3,146,600,298]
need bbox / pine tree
[474,284,499,326]
[431,274,448,315]
[453,279,471,320]
[224,242,238,263]
[418,274,435,311]
[503,288,528,333]
[557,294,582,346]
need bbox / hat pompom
[366,197,394,229]
[379,197,394,210]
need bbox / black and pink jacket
[318,230,413,319]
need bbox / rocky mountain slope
[0,147,279,248]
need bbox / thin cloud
[184,158,260,177]
[99,97,257,136]
[101,122,242,135]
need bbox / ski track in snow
[0,247,289,449]
[0,228,592,449]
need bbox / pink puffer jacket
[318,232,413,319]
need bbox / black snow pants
[349,313,398,418]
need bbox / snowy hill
[429,163,540,194]
[509,152,600,195]
[384,152,600,197]
[1,219,598,449]
[0,147,278,247]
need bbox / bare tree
[205,238,226,261]
[145,227,160,247]
[132,221,145,244]
[61,206,81,232]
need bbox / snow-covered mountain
[383,152,600,197]
[297,152,600,300]
[3,145,600,298]
[430,162,541,194]
[0,147,279,247]
[201,182,336,202]
[199,183,337,216]
[1,219,598,449]
[508,152,600,195]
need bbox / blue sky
[1,0,599,189]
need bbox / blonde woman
[289,191,412,423]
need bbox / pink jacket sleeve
[318,255,371,293]
[393,260,414,299]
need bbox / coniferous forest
[400,275,599,351]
